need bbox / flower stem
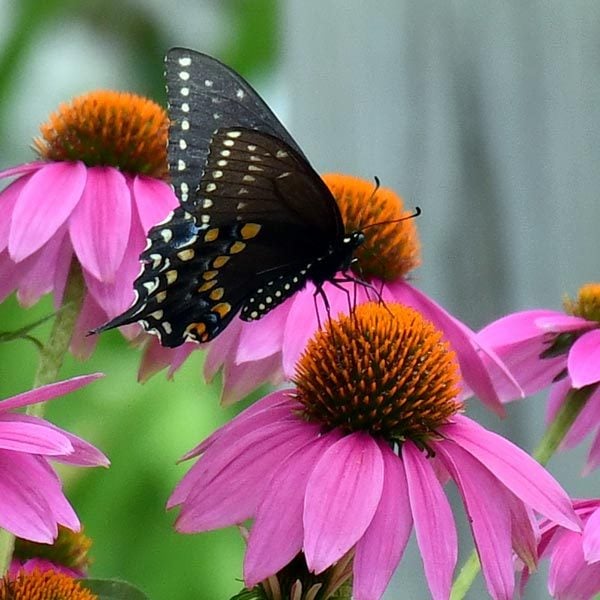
[450,385,592,600]
[0,262,84,575]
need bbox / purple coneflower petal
[0,175,30,251]
[204,319,242,381]
[443,416,580,531]
[0,162,44,179]
[546,378,572,425]
[403,441,457,600]
[71,294,105,360]
[304,432,384,574]
[9,162,86,262]
[434,440,514,600]
[583,508,600,563]
[353,442,412,600]
[237,306,288,363]
[174,420,319,532]
[536,313,594,333]
[70,166,131,282]
[562,385,600,450]
[568,329,600,389]
[244,432,342,587]
[0,416,73,455]
[132,175,177,234]
[16,228,68,307]
[0,374,103,412]
[584,430,600,474]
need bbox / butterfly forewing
[166,48,306,208]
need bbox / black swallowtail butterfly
[97,48,365,347]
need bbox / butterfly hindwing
[166,48,306,208]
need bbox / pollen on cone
[323,173,421,281]
[34,90,168,178]
[0,570,97,600]
[294,302,462,443]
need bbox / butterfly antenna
[361,206,422,232]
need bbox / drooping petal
[236,304,289,363]
[353,442,413,600]
[584,429,600,474]
[244,431,342,587]
[403,441,457,600]
[568,329,600,389]
[548,530,600,600]
[71,294,105,360]
[51,234,74,309]
[304,433,384,574]
[0,374,103,412]
[546,378,572,425]
[478,310,572,345]
[8,414,109,467]
[204,319,243,382]
[138,339,194,382]
[443,416,580,531]
[132,175,177,234]
[583,507,600,563]
[0,175,31,251]
[0,162,44,179]
[173,420,320,532]
[9,162,86,261]
[388,280,516,413]
[434,440,515,600]
[0,416,72,455]
[15,227,68,307]
[221,352,284,406]
[70,166,132,282]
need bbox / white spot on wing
[178,57,192,67]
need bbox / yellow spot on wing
[209,287,225,300]
[204,228,219,242]
[213,255,230,269]
[198,280,217,292]
[202,270,218,281]
[212,302,232,318]
[240,223,261,240]
[229,241,246,254]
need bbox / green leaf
[79,579,150,600]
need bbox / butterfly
[97,48,365,347]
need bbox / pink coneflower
[141,174,520,412]
[168,302,578,600]
[520,499,600,600]
[0,375,108,543]
[0,91,178,357]
[478,283,600,471]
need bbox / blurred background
[1,1,599,598]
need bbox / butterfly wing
[98,128,344,346]
[166,48,307,208]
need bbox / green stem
[450,385,593,600]
[0,263,84,575]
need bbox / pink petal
[443,415,580,531]
[244,431,342,586]
[546,378,572,425]
[70,166,132,282]
[0,374,103,412]
[403,441,457,600]
[174,420,319,532]
[434,440,515,600]
[568,329,600,388]
[0,162,44,179]
[236,304,289,363]
[138,340,193,383]
[51,235,74,309]
[536,314,594,333]
[583,507,600,563]
[478,310,569,345]
[84,211,146,317]
[9,162,86,261]
[0,175,31,251]
[10,414,109,467]
[221,352,283,406]
[304,433,384,574]
[204,318,242,381]
[15,226,68,307]
[353,442,413,600]
[584,428,600,474]
[132,175,178,234]
[0,416,73,455]
[0,250,20,302]
[387,280,512,414]
[70,293,105,360]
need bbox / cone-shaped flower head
[478,282,600,471]
[0,90,178,357]
[144,174,519,414]
[169,302,578,600]
[0,570,97,600]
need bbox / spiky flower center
[323,173,421,281]
[564,283,600,323]
[294,302,461,444]
[34,90,168,178]
[0,571,96,600]
[14,527,91,575]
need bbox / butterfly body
[97,49,365,346]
